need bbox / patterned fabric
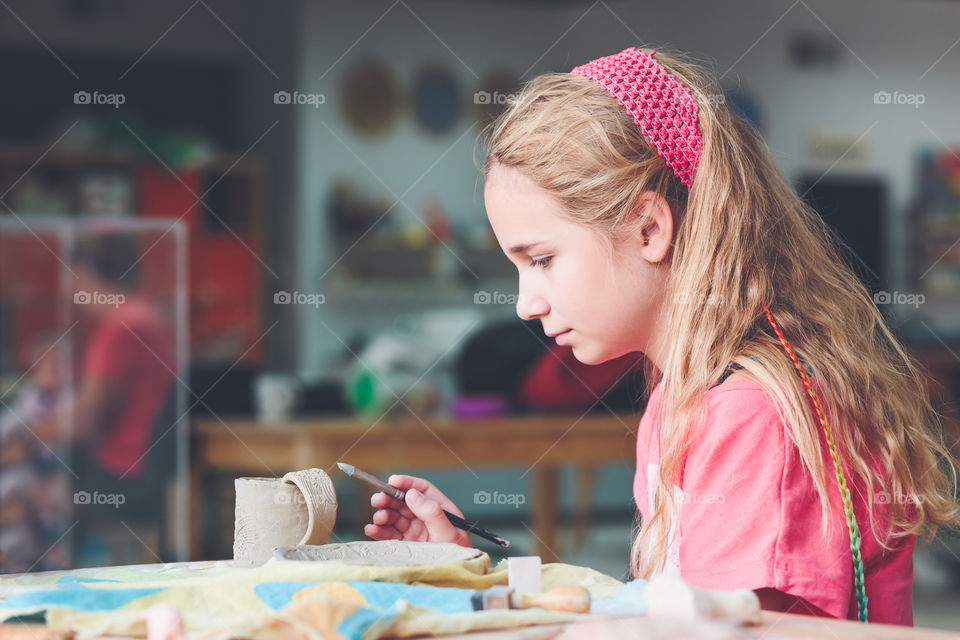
[0,557,633,639]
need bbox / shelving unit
[910,149,960,304]
[0,142,268,365]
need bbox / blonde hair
[482,48,960,578]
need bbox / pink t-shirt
[633,377,915,625]
[83,299,175,478]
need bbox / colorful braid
[762,305,868,621]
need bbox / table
[2,609,957,639]
[190,413,639,562]
[3,562,957,639]
[435,612,960,639]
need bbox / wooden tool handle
[513,585,591,613]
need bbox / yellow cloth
[0,554,624,639]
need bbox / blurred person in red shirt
[33,232,177,564]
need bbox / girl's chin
[570,342,632,366]
[568,343,609,366]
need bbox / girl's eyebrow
[509,242,542,255]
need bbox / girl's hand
[363,474,472,547]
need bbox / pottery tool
[471,585,590,614]
[337,462,511,548]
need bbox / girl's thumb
[405,489,456,542]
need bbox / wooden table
[191,413,639,562]
[2,609,957,639]
[435,612,960,639]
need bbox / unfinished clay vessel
[233,468,338,567]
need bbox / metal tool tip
[336,462,353,475]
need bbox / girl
[364,47,960,625]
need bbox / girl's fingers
[372,508,396,525]
[372,509,412,532]
[370,491,405,511]
[386,474,435,493]
[387,476,466,519]
[366,503,461,544]
[403,489,461,543]
[364,523,402,541]
[370,493,415,520]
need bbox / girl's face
[484,163,673,368]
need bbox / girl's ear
[634,191,674,264]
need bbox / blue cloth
[589,579,647,616]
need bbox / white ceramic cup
[254,373,299,424]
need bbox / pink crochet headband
[571,47,703,188]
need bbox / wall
[297,0,960,374]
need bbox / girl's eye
[530,256,553,268]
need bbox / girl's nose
[516,291,549,320]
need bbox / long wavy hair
[481,47,960,578]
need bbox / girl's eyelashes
[530,255,553,268]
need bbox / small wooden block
[508,556,542,595]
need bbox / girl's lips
[554,329,572,345]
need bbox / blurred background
[0,0,959,629]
